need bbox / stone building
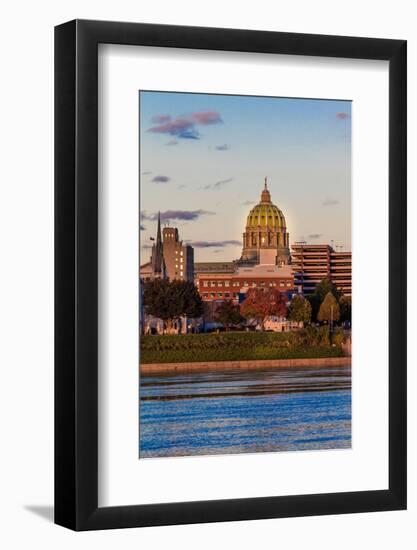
[240,177,290,266]
[140,213,194,282]
[140,212,166,280]
[162,227,194,281]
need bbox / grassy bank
[140,328,345,364]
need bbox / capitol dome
[246,201,287,231]
[240,178,290,266]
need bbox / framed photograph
[55,19,406,530]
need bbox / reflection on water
[139,365,351,458]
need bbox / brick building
[196,263,295,304]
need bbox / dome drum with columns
[239,178,291,266]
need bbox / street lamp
[330,304,333,333]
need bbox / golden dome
[246,178,287,230]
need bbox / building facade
[140,214,194,282]
[162,227,194,281]
[291,242,352,297]
[196,264,295,303]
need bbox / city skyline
[140,91,351,263]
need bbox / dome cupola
[239,178,290,266]
[260,176,271,203]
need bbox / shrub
[140,326,344,363]
[331,327,345,346]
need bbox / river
[139,364,351,458]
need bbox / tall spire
[261,176,271,203]
[156,211,162,247]
[151,211,165,275]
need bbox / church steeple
[261,176,271,203]
[151,211,165,275]
[156,211,162,246]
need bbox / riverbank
[140,356,351,375]
[140,329,349,364]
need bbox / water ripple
[139,365,351,458]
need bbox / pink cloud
[148,117,193,135]
[191,111,222,125]
[151,114,171,124]
[336,112,350,120]
[147,110,222,138]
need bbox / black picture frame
[55,19,407,531]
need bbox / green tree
[317,291,340,326]
[339,295,352,324]
[240,287,288,330]
[308,278,342,321]
[214,300,243,330]
[143,279,203,332]
[288,294,312,325]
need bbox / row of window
[202,292,236,299]
[203,280,231,287]
[201,280,292,288]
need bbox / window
[203,293,208,298]
[225,281,230,287]
[203,281,208,287]
[218,293,223,298]
[243,281,248,287]
[210,293,215,298]
[225,292,230,298]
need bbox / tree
[308,278,342,322]
[143,279,203,332]
[317,291,340,326]
[339,295,351,324]
[240,287,287,330]
[288,294,312,325]
[214,300,243,330]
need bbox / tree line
[142,277,351,333]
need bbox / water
[139,365,351,458]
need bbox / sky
[139,91,351,263]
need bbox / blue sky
[139,91,351,263]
